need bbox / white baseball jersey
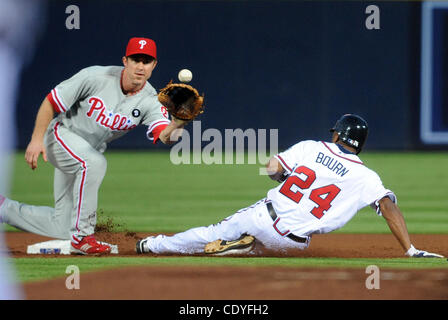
[141,139,397,255]
[47,65,170,152]
[267,140,396,236]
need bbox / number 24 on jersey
[279,166,341,219]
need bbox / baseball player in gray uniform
[0,37,187,255]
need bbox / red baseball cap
[125,37,157,59]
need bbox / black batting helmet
[330,114,368,154]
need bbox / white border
[421,1,448,144]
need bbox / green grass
[10,256,448,282]
[5,150,448,283]
[7,151,448,233]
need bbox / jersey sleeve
[46,67,93,113]
[274,141,311,173]
[360,171,397,216]
[142,99,171,144]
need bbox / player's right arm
[362,171,444,259]
[25,67,95,170]
[379,197,412,252]
[25,97,54,170]
[380,197,444,258]
[266,157,287,182]
[265,141,310,182]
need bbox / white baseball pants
[145,199,311,254]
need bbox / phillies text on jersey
[46,66,170,152]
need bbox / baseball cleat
[204,235,255,256]
[136,238,151,254]
[70,235,111,255]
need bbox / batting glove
[405,245,445,258]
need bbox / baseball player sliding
[0,37,201,255]
[136,114,444,259]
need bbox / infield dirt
[5,232,448,300]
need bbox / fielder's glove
[405,245,445,258]
[158,81,204,121]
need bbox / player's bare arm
[266,157,287,182]
[25,97,54,170]
[158,116,188,145]
[380,197,444,258]
[379,197,412,252]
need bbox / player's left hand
[158,81,204,122]
[405,245,445,258]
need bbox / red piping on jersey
[148,120,170,133]
[52,89,67,112]
[147,120,170,144]
[321,142,364,165]
[53,122,86,239]
[46,92,60,113]
[47,89,66,113]
[276,155,292,172]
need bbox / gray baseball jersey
[47,65,170,150]
[1,66,170,243]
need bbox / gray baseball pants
[0,120,106,243]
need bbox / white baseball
[178,69,193,83]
